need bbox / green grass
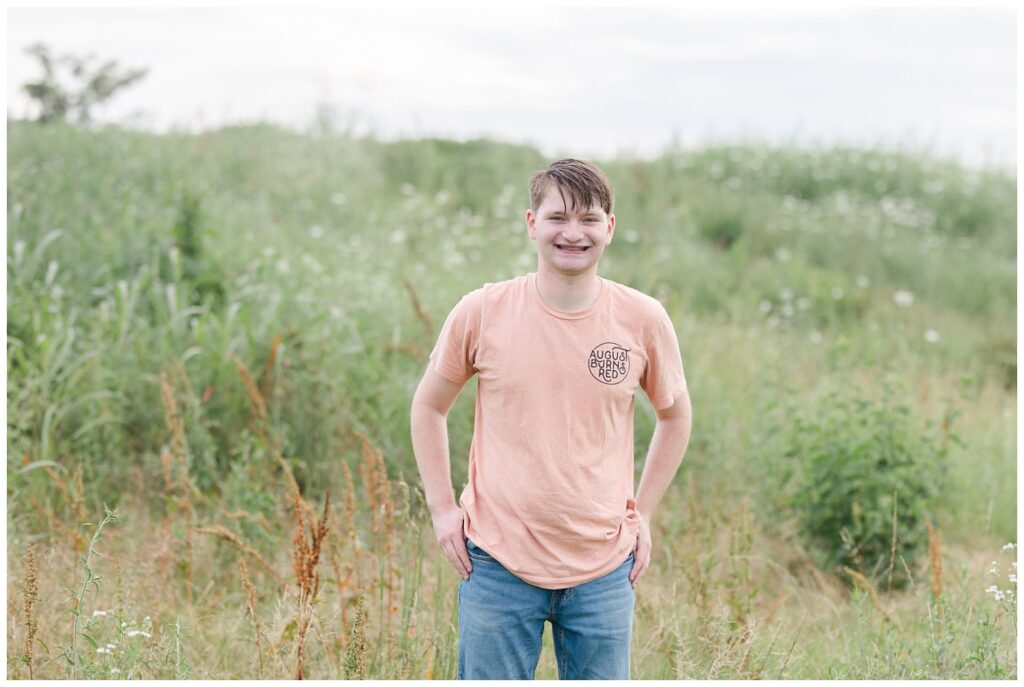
[6,120,1016,678]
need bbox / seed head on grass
[291,490,330,598]
[259,332,282,402]
[926,518,943,620]
[23,545,40,679]
[343,591,368,680]
[291,490,330,679]
[238,557,265,678]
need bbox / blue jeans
[457,537,636,680]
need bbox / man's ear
[525,208,536,239]
[606,213,616,244]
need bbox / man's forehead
[537,184,604,214]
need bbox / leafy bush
[780,383,951,590]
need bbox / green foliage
[780,383,950,589]
[21,43,147,124]
[164,188,227,308]
[692,192,758,250]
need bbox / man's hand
[432,504,472,581]
[629,513,652,589]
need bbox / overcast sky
[6,6,1017,168]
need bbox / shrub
[781,382,950,590]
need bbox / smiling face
[526,184,615,277]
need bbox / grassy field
[5,120,1017,678]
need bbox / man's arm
[628,389,692,588]
[410,366,474,580]
[635,389,693,520]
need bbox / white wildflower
[111,668,120,674]
[389,230,407,244]
[796,297,810,311]
[624,230,639,243]
[97,647,110,654]
[855,275,870,288]
[275,259,290,274]
[758,300,772,315]
[893,290,914,307]
[331,192,347,205]
[1009,574,1017,584]
[262,246,275,258]
[434,190,451,205]
[401,183,416,196]
[92,610,108,617]
[1002,543,1016,551]
[924,329,941,343]
[831,287,844,300]
[774,248,791,262]
[781,303,795,318]
[809,331,823,344]
[994,590,1005,601]
[986,584,999,595]
[308,224,324,239]
[126,630,152,638]
[779,288,794,301]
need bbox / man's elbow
[656,390,692,424]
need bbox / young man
[410,159,692,680]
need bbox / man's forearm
[410,401,459,518]
[634,412,692,521]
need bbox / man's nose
[562,221,585,241]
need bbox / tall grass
[6,120,1016,677]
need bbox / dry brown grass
[290,489,330,679]
[843,566,899,628]
[401,275,434,339]
[43,463,87,525]
[355,430,398,619]
[926,518,943,630]
[260,332,283,402]
[159,368,194,604]
[230,351,304,505]
[27,494,86,552]
[238,557,265,678]
[22,545,39,680]
[195,524,285,586]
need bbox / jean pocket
[466,538,497,562]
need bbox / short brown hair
[529,159,614,215]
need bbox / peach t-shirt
[429,272,687,589]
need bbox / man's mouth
[555,244,591,253]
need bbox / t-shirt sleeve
[640,303,688,411]
[428,289,483,385]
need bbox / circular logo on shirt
[588,342,630,385]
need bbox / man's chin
[542,258,598,277]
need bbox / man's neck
[535,264,602,313]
